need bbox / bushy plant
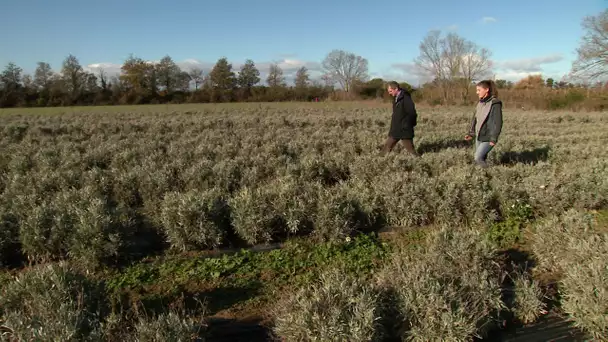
[510,269,547,324]
[0,263,105,341]
[530,209,608,340]
[0,209,18,267]
[273,265,384,341]
[131,311,206,342]
[159,188,230,251]
[376,227,505,341]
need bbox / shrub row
[272,226,548,341]
[1,156,607,270]
[0,262,206,341]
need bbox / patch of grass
[105,233,391,316]
[486,199,534,249]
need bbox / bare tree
[321,49,369,92]
[459,41,492,100]
[34,62,54,91]
[414,30,492,102]
[570,9,608,81]
[266,63,285,87]
[188,67,204,90]
[97,68,108,91]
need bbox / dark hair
[387,81,400,89]
[476,79,498,97]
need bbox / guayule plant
[159,188,230,251]
[273,265,385,342]
[0,263,105,341]
[0,103,607,265]
[376,227,505,341]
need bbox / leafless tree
[188,67,204,90]
[571,9,608,81]
[97,68,108,90]
[266,63,285,87]
[321,49,369,92]
[414,30,492,102]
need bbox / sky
[1,0,605,86]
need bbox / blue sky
[1,0,605,84]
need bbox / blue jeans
[474,140,494,168]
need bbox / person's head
[387,81,401,96]
[476,80,498,99]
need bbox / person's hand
[464,135,472,141]
[490,141,496,147]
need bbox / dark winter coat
[468,96,503,143]
[389,90,418,139]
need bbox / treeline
[0,54,606,110]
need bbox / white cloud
[482,16,497,23]
[490,53,565,81]
[487,54,565,81]
[387,62,435,86]
[84,57,324,85]
[446,24,459,31]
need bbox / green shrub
[530,209,608,340]
[376,227,505,341]
[17,195,72,262]
[0,263,105,341]
[273,265,384,341]
[159,188,230,251]
[229,177,319,244]
[0,210,18,267]
[62,186,123,270]
[530,209,596,273]
[510,269,547,324]
[131,311,206,342]
[559,231,608,340]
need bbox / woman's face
[476,86,489,99]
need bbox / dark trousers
[382,136,418,156]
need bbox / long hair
[476,79,498,97]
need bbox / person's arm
[488,102,503,144]
[465,112,476,139]
[400,92,417,126]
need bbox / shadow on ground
[417,139,472,154]
[205,318,272,342]
[499,147,550,165]
[497,313,590,342]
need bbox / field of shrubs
[0,102,607,341]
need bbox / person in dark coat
[381,81,418,155]
[464,79,503,168]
